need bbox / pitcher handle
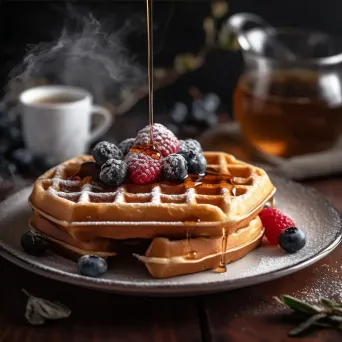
[225,13,296,60]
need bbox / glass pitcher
[229,13,342,158]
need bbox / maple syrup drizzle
[216,227,229,273]
[68,161,100,180]
[129,144,161,160]
[185,228,197,259]
[270,196,275,208]
[184,219,200,259]
[146,0,154,144]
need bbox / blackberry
[162,154,188,181]
[118,138,135,156]
[179,150,206,176]
[92,141,123,166]
[99,158,128,186]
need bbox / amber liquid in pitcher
[234,70,342,158]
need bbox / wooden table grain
[0,176,341,342]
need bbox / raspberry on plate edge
[259,207,296,246]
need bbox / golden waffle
[29,153,275,240]
[134,216,264,278]
[29,213,115,259]
[30,210,263,278]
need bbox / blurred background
[1,0,342,186]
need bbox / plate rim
[0,176,341,297]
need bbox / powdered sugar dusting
[93,141,123,164]
[151,186,161,204]
[179,139,202,153]
[99,159,128,186]
[186,188,196,204]
[114,187,125,203]
[292,263,342,302]
[162,154,187,180]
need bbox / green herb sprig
[274,295,342,336]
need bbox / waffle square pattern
[29,152,275,240]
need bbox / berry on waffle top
[70,123,210,188]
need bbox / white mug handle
[88,105,113,143]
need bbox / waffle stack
[28,152,276,278]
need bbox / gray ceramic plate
[0,176,341,297]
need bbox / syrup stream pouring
[146,0,154,143]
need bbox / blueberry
[118,138,135,156]
[11,148,33,172]
[99,158,128,186]
[192,99,208,122]
[92,141,123,166]
[77,255,108,277]
[171,102,188,124]
[178,150,207,176]
[21,231,47,256]
[162,154,188,181]
[278,227,306,253]
[179,139,202,154]
[203,93,221,112]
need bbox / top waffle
[29,152,276,228]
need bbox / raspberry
[259,208,296,245]
[125,152,162,184]
[118,138,135,156]
[134,123,180,157]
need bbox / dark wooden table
[0,176,341,342]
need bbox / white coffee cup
[12,85,113,163]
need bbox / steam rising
[6,7,146,111]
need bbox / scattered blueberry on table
[77,255,108,278]
[21,231,48,256]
